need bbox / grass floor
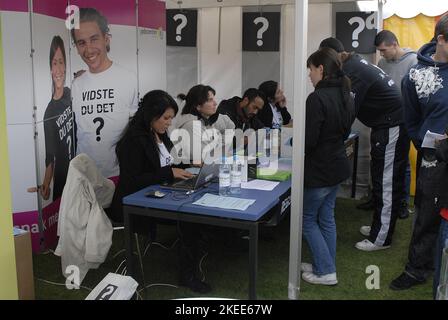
[33,197,433,300]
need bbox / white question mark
[254,17,269,47]
[173,14,187,42]
[67,135,72,159]
[348,16,365,48]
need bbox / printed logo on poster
[66,5,80,30]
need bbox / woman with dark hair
[300,47,355,286]
[110,90,211,293]
[41,36,75,201]
[175,84,234,164]
[257,80,291,129]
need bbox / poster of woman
[40,35,75,201]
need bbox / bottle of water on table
[219,157,230,196]
[230,155,242,195]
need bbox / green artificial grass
[33,197,433,300]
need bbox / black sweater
[436,139,448,209]
[343,54,403,129]
[304,78,356,188]
[109,126,174,222]
[257,102,291,128]
[217,96,264,131]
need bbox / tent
[165,0,448,299]
[1,0,447,299]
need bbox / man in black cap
[319,37,409,252]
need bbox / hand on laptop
[172,168,194,180]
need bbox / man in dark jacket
[390,14,448,290]
[217,88,265,131]
[320,38,409,252]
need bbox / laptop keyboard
[174,178,195,188]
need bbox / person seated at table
[175,84,235,165]
[257,80,292,129]
[301,47,355,286]
[109,90,211,293]
[217,88,265,132]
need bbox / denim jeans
[303,185,339,276]
[433,218,448,299]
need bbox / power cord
[36,277,93,292]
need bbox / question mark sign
[173,14,187,42]
[93,117,104,142]
[348,16,365,48]
[96,284,117,300]
[254,17,269,47]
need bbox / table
[123,179,291,299]
[344,132,360,198]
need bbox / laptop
[160,162,219,191]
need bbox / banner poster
[2,0,166,252]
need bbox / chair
[55,153,144,285]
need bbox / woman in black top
[110,90,211,293]
[301,48,355,286]
[41,36,75,201]
[257,80,291,129]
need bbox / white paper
[422,130,448,149]
[192,193,256,211]
[85,273,138,300]
[241,179,279,191]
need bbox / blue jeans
[303,185,339,275]
[433,218,448,299]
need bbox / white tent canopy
[382,0,448,19]
[164,0,446,300]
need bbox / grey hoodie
[378,48,418,93]
[173,113,235,163]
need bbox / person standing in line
[319,37,409,252]
[375,29,418,220]
[301,47,355,285]
[390,14,448,290]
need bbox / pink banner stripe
[70,0,136,27]
[139,0,166,31]
[13,199,60,253]
[33,0,68,20]
[0,0,28,12]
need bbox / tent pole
[288,0,308,300]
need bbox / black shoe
[389,272,425,290]
[356,198,374,210]
[179,275,212,294]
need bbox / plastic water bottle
[219,157,230,196]
[230,155,242,195]
[265,128,271,158]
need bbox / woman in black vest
[301,48,355,286]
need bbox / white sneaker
[355,239,390,251]
[301,263,313,273]
[359,226,371,237]
[302,272,338,285]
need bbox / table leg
[351,136,359,198]
[249,224,258,300]
[124,209,135,280]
